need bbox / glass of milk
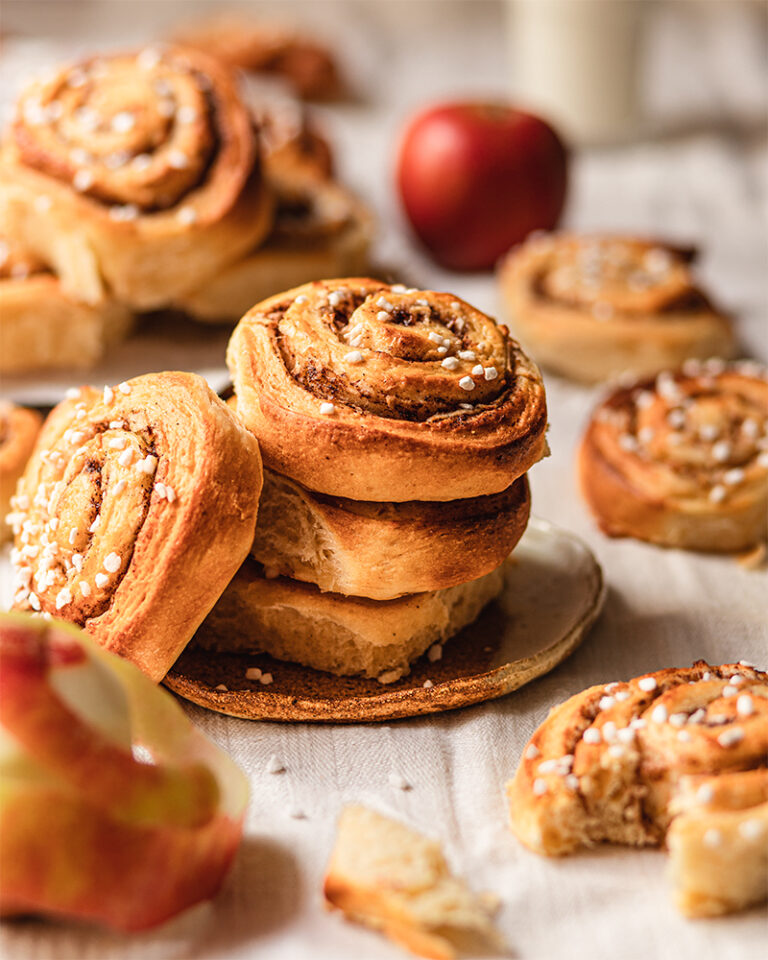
[507,0,646,144]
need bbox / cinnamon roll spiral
[228,278,548,501]
[8,372,262,681]
[507,660,768,916]
[0,47,272,308]
[499,233,736,383]
[579,361,768,551]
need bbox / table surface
[1,3,767,959]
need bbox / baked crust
[227,278,548,501]
[0,236,132,373]
[252,467,530,600]
[499,233,736,383]
[0,404,42,544]
[8,372,263,681]
[507,660,768,917]
[0,47,272,310]
[324,806,503,960]
[194,559,506,682]
[578,361,768,551]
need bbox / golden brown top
[238,278,541,422]
[587,362,768,507]
[504,233,720,321]
[10,46,258,221]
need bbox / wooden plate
[164,518,605,722]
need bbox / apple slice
[0,612,249,931]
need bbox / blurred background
[1,0,766,390]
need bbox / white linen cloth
[0,3,766,958]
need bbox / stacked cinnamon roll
[0,46,371,372]
[199,278,549,683]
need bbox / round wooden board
[164,518,605,722]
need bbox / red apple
[0,613,249,931]
[397,102,568,270]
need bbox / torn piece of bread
[324,806,503,960]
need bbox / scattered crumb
[266,754,285,775]
[215,683,228,692]
[259,672,273,685]
[388,772,411,791]
[427,643,443,662]
[245,666,262,680]
[422,679,434,689]
[377,668,403,685]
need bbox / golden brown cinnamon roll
[8,372,262,681]
[507,660,768,917]
[579,361,768,551]
[228,279,548,502]
[0,47,272,309]
[251,468,530,600]
[1,403,42,543]
[0,235,132,373]
[499,233,736,383]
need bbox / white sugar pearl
[458,376,475,391]
[532,778,548,796]
[441,357,459,370]
[176,206,197,225]
[103,552,121,573]
[638,677,657,692]
[95,573,109,588]
[73,169,94,191]
[320,403,335,416]
[524,744,540,760]
[168,149,189,170]
[484,366,498,380]
[583,728,602,745]
[344,350,363,364]
[472,364,484,376]
[111,111,135,133]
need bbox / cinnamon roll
[0,47,272,309]
[1,403,42,543]
[194,559,506,683]
[507,660,768,917]
[499,233,736,383]
[227,279,548,501]
[0,235,132,373]
[174,17,343,100]
[579,361,768,551]
[252,467,529,600]
[8,373,262,681]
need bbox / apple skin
[397,102,568,271]
[0,613,248,931]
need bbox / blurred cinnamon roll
[8,373,262,680]
[174,17,343,100]
[0,235,132,373]
[579,361,768,551]
[1,403,42,543]
[227,278,548,502]
[175,98,371,323]
[499,233,736,383]
[0,47,272,309]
